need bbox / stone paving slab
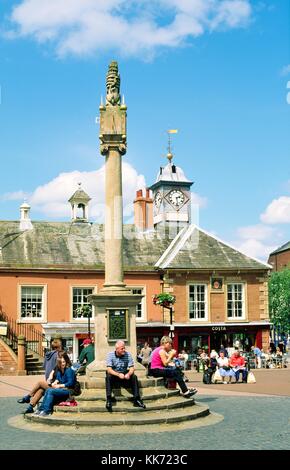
[2,395,290,449]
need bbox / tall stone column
[87,62,144,377]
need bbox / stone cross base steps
[24,376,210,428]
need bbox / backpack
[203,369,213,384]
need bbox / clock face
[154,191,162,208]
[168,190,185,207]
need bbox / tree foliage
[269,269,290,334]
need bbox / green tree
[269,269,290,335]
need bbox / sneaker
[38,411,51,417]
[183,388,198,398]
[223,381,228,384]
[33,410,41,416]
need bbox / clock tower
[149,149,193,230]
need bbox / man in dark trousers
[105,340,146,412]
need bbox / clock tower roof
[149,162,193,191]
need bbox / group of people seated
[17,335,198,416]
[17,337,95,416]
[199,346,248,384]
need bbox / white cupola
[68,183,91,223]
[19,201,33,231]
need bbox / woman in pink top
[150,336,197,398]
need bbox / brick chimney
[133,188,153,231]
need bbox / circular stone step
[54,395,196,413]
[25,402,209,427]
[77,386,180,402]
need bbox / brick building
[268,242,290,272]
[0,161,272,362]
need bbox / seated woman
[217,352,235,384]
[34,352,76,417]
[274,347,283,368]
[150,336,197,398]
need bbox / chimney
[19,201,33,231]
[133,188,153,231]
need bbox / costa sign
[212,326,226,331]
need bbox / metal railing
[0,311,45,357]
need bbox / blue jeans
[39,388,70,413]
[234,368,248,382]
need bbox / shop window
[227,283,245,319]
[189,284,208,320]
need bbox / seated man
[75,338,95,375]
[150,336,197,398]
[229,350,248,383]
[105,340,146,412]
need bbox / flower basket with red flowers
[152,293,176,308]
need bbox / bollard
[17,335,27,375]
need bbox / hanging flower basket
[152,293,176,308]
[74,305,92,318]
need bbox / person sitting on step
[33,352,76,417]
[105,340,146,412]
[150,336,198,398]
[17,338,63,414]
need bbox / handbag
[222,366,230,371]
[69,380,82,396]
[247,371,256,384]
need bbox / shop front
[43,323,94,362]
[137,322,271,355]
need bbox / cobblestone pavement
[1,394,290,450]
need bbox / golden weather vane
[166,129,178,162]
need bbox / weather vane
[167,129,178,162]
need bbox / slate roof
[269,241,290,256]
[155,225,271,271]
[0,221,270,272]
[0,221,169,271]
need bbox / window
[130,287,145,321]
[227,283,245,319]
[189,284,208,320]
[72,287,93,319]
[20,286,45,319]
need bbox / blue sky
[0,0,289,261]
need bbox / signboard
[212,326,226,331]
[0,321,8,336]
[107,309,128,341]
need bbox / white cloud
[237,223,278,241]
[1,190,28,201]
[5,0,252,57]
[261,196,290,224]
[191,192,207,208]
[281,64,290,76]
[234,238,277,261]
[232,224,283,262]
[3,162,146,221]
